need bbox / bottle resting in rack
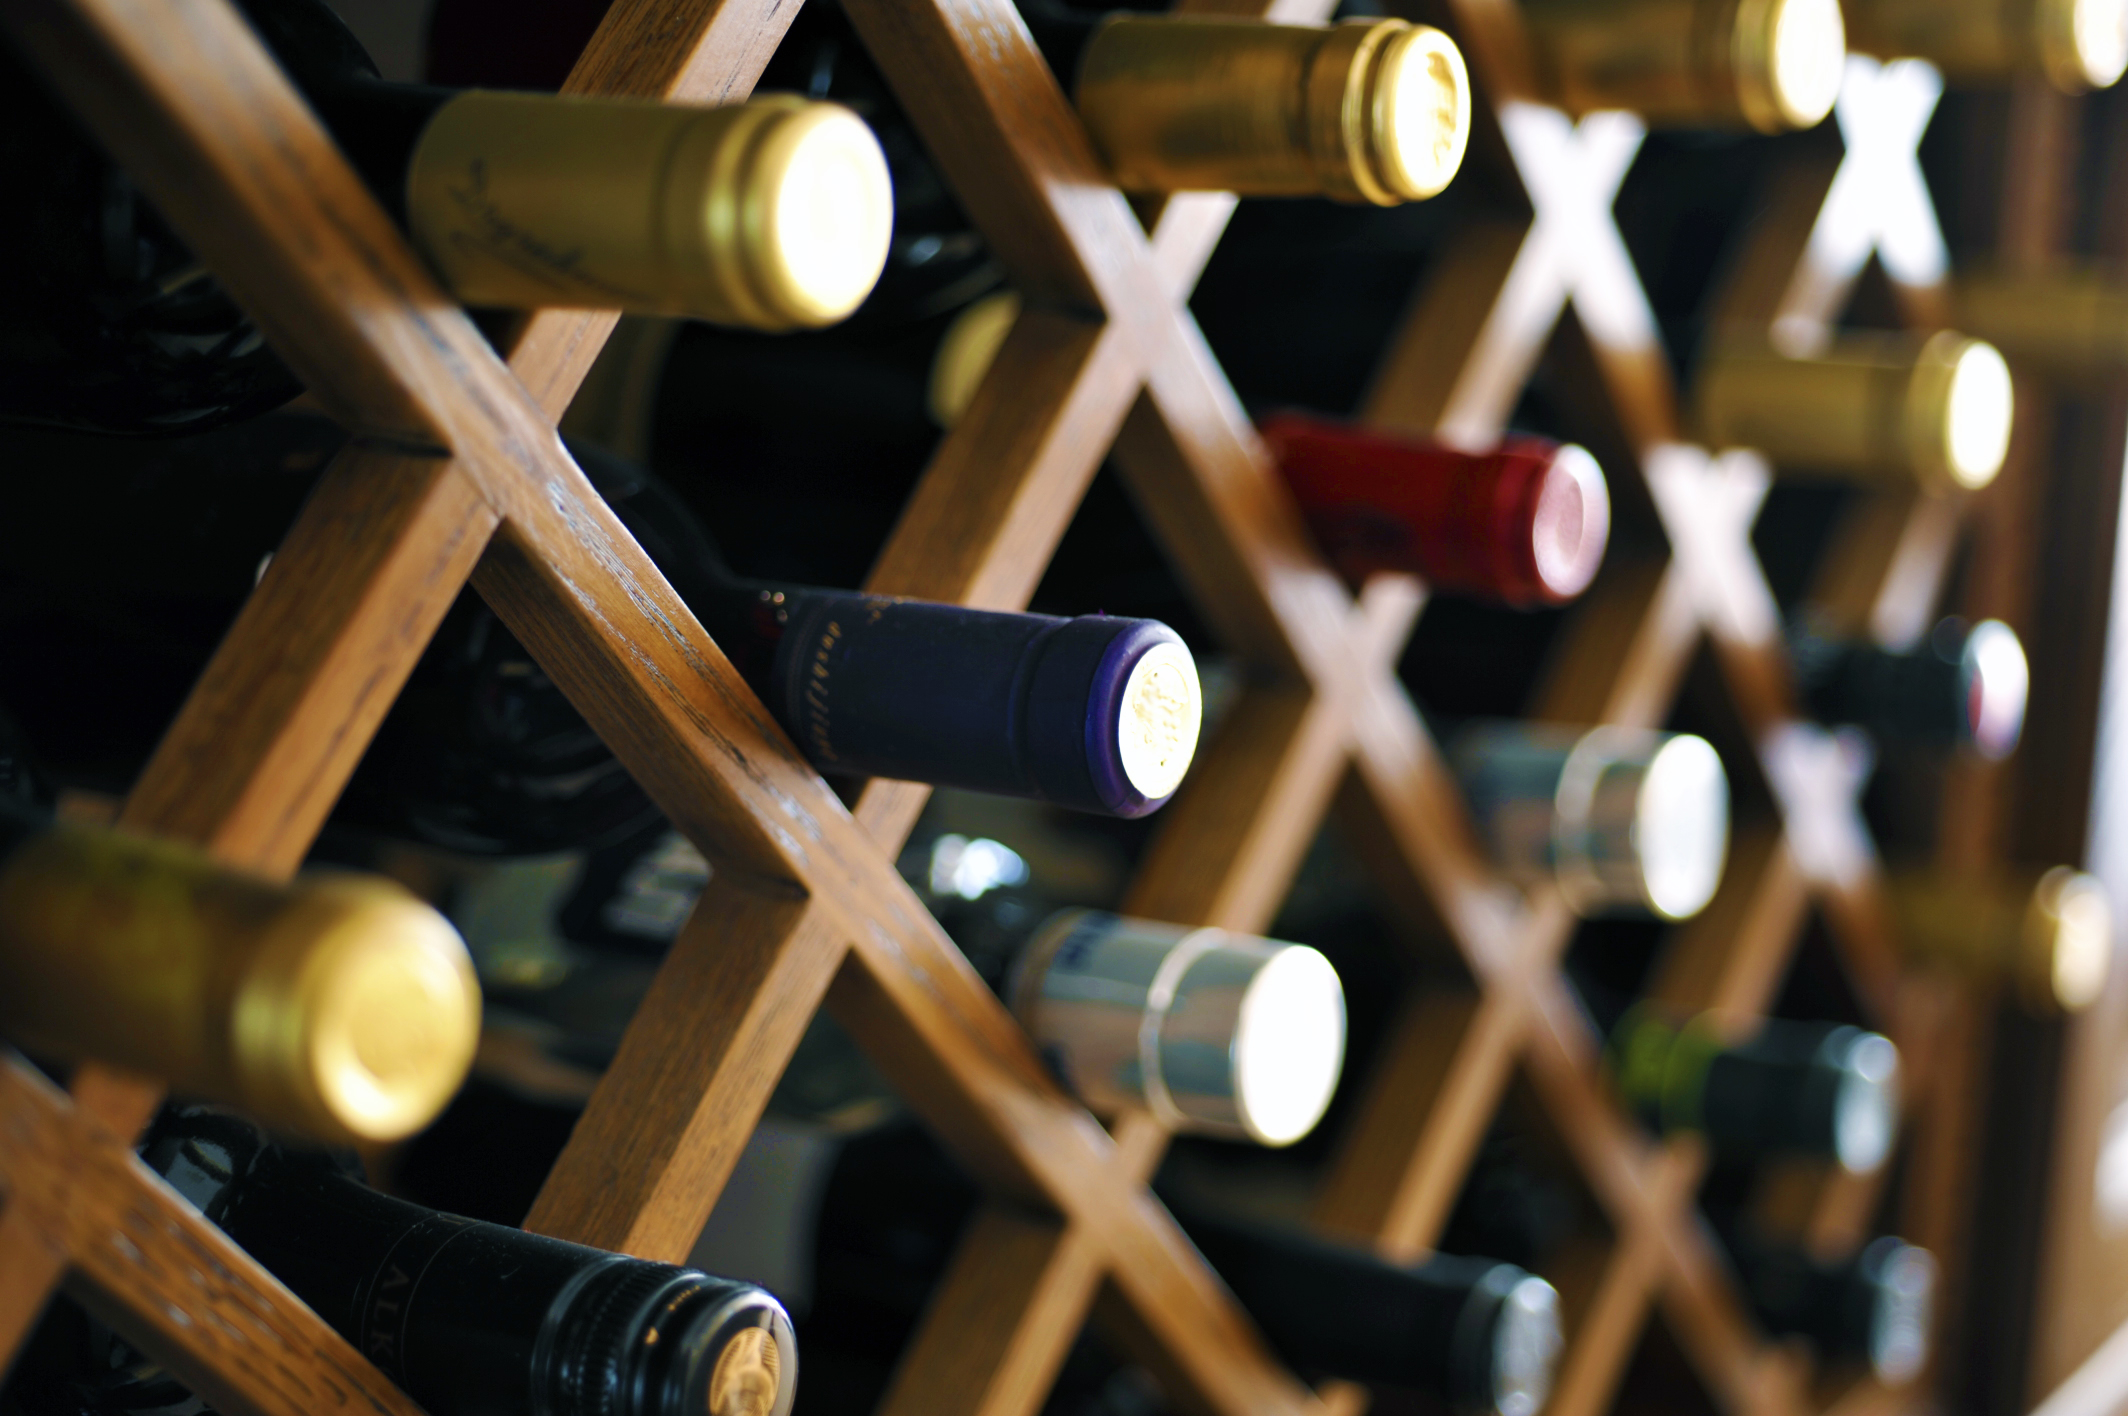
[1259,411,1612,608]
[1841,0,2128,92]
[0,0,892,436]
[924,307,1614,609]
[688,1117,1561,1416]
[1008,909,1348,1146]
[461,885,1350,1148]
[1605,1004,1902,1173]
[1018,3,1471,204]
[0,421,1206,838]
[1790,615,2029,759]
[0,796,479,1143]
[1168,1204,1562,1414]
[1718,1225,1937,1384]
[121,1105,797,1416]
[1953,265,2128,379]
[1692,330,2016,492]
[1517,0,1848,131]
[1450,723,1732,921]
[1887,863,2112,1015]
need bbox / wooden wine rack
[0,0,2091,1412]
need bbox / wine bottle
[1790,616,2029,759]
[1259,412,1612,608]
[686,1117,1560,1416]
[1008,909,1348,1146]
[1953,267,2128,379]
[1169,1204,1562,1412]
[1019,5,1472,204]
[137,1105,797,1416]
[1887,864,2112,1015]
[1519,0,1848,131]
[1692,331,2016,492]
[0,0,893,436]
[1721,1228,1937,1383]
[1449,723,1732,921]
[0,796,479,1143]
[1607,1006,1901,1173]
[1842,0,2128,92]
[0,421,1206,828]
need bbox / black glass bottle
[1721,1227,1936,1383]
[138,1106,797,1416]
[1604,1003,1902,1175]
[1790,616,2029,760]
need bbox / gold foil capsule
[1844,0,2128,92]
[0,823,480,1142]
[1520,0,1848,131]
[1954,267,2128,379]
[1887,865,2112,1015]
[1693,329,2015,492]
[1071,17,1472,203]
[407,93,894,329]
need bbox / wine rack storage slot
[0,0,2096,1413]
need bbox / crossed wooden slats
[0,0,2050,1415]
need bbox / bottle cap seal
[232,876,480,1143]
[1960,618,2029,759]
[1010,910,1347,1146]
[1736,0,1846,131]
[1910,331,2014,491]
[2040,0,2128,90]
[2026,866,2113,1014]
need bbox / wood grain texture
[0,0,2046,1402]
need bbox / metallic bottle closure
[1887,865,2112,1015]
[1072,17,1472,203]
[1843,0,2128,92]
[1521,0,1847,131]
[1693,330,2015,492]
[1008,910,1348,1145]
[407,92,894,329]
[1955,267,2128,377]
[0,824,479,1142]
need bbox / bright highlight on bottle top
[755,102,895,326]
[1232,943,1348,1146]
[1963,618,2029,760]
[1375,23,1472,201]
[2039,867,2113,1014]
[2063,0,2128,89]
[1630,733,1731,922]
[1117,639,1203,801]
[1532,444,1611,603]
[1766,0,1847,129]
[1833,1031,1900,1174]
[1493,1277,1564,1416]
[1943,338,2015,489]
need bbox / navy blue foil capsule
[764,594,1197,816]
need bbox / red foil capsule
[1260,414,1611,607]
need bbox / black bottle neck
[226,0,458,227]
[140,1107,795,1416]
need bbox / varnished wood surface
[0,0,2072,1412]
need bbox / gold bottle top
[1073,17,1471,204]
[928,291,1024,428]
[1521,0,1846,132]
[1887,866,2111,1014]
[0,823,480,1142]
[1844,0,2128,92]
[1693,329,2014,492]
[1954,267,2128,378]
[407,93,894,330]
